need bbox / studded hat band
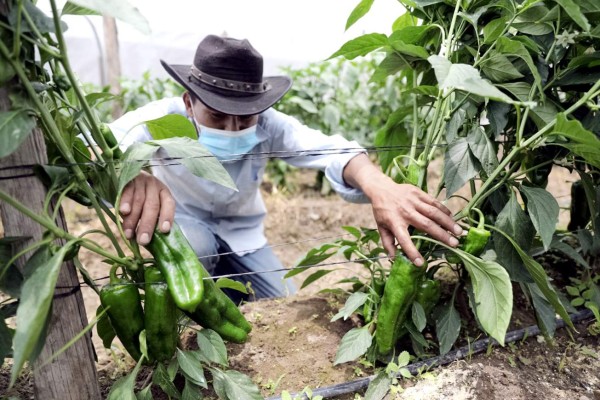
[188,65,271,94]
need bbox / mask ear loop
[188,102,202,139]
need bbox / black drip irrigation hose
[267,309,595,400]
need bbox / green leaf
[493,228,573,329]
[148,137,237,191]
[300,269,335,289]
[345,0,375,31]
[328,33,389,60]
[480,53,525,83]
[483,17,508,44]
[526,282,557,338]
[215,278,248,294]
[364,371,392,400]
[370,53,410,83]
[145,114,198,140]
[459,251,513,345]
[287,96,318,114]
[389,25,436,45]
[85,92,117,108]
[0,256,23,298]
[117,142,159,193]
[374,107,412,171]
[413,0,444,7]
[107,356,145,400]
[9,1,67,34]
[0,57,15,85]
[286,244,340,277]
[390,41,430,59]
[444,137,479,197]
[519,186,559,251]
[177,349,207,389]
[334,327,372,365]
[435,302,461,355]
[182,379,203,400]
[152,363,181,399]
[493,194,535,282]
[513,6,554,35]
[210,368,263,400]
[498,82,557,128]
[10,244,72,385]
[342,226,362,239]
[467,126,498,175]
[495,37,542,92]
[62,1,101,15]
[554,0,591,31]
[428,55,514,103]
[331,292,369,322]
[68,0,150,34]
[547,114,600,169]
[550,240,589,269]
[411,302,426,332]
[167,357,179,381]
[196,329,228,367]
[96,305,116,349]
[0,317,13,367]
[0,110,36,158]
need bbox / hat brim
[161,60,292,116]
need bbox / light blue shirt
[109,97,368,253]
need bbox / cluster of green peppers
[99,124,252,361]
[99,223,253,362]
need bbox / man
[111,34,462,299]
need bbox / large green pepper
[184,268,252,343]
[100,265,145,361]
[375,254,424,355]
[145,223,205,312]
[144,266,179,362]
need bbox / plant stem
[12,0,22,57]
[49,0,119,183]
[457,78,600,219]
[443,0,462,59]
[0,188,131,267]
[0,36,125,258]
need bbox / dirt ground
[2,165,600,399]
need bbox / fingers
[120,178,145,241]
[158,188,175,233]
[118,173,175,245]
[371,184,463,267]
[136,178,161,245]
[414,203,462,246]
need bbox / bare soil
[2,165,600,399]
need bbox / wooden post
[0,86,101,399]
[103,15,123,120]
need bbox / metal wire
[0,143,446,174]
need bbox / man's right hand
[119,171,175,245]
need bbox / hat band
[188,65,271,94]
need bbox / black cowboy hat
[161,35,292,116]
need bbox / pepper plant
[290,0,600,379]
[0,0,262,398]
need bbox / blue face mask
[194,122,260,161]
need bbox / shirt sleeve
[108,97,187,149]
[261,108,370,204]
